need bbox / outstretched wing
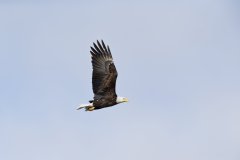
[90,40,118,97]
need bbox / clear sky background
[1,1,240,160]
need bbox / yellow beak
[123,98,129,102]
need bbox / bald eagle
[77,40,128,111]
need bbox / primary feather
[91,40,118,97]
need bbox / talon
[86,107,95,111]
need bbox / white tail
[77,103,93,110]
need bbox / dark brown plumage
[90,40,118,109]
[77,40,128,111]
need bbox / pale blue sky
[0,1,240,160]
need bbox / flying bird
[77,40,128,111]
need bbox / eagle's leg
[86,106,95,111]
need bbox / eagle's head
[116,97,128,104]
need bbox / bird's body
[77,40,128,111]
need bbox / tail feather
[77,103,94,111]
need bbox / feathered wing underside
[90,40,118,97]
